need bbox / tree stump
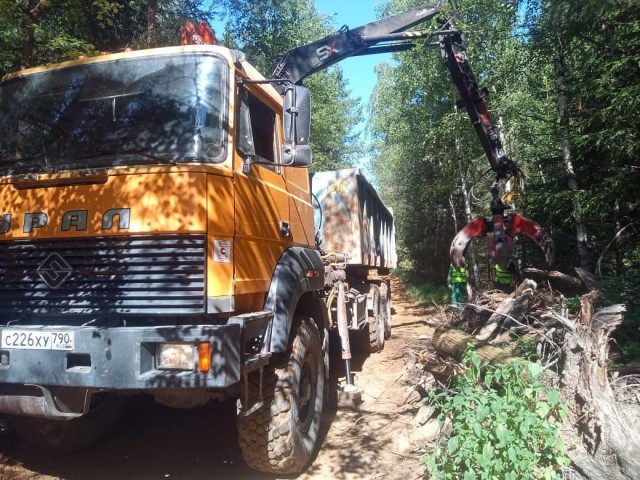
[559,291,640,479]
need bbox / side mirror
[282,85,312,167]
[282,144,312,167]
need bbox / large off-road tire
[237,317,325,474]
[369,285,385,351]
[12,392,126,452]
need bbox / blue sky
[314,0,391,107]
[211,1,391,122]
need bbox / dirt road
[0,280,436,480]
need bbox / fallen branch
[475,279,537,341]
[522,268,582,293]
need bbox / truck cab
[0,45,329,469]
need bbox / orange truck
[0,42,398,474]
[0,1,556,468]
[1,1,547,473]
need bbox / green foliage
[601,271,640,360]
[371,0,640,284]
[405,283,449,306]
[371,0,524,283]
[425,351,569,479]
[0,0,223,76]
[563,295,581,315]
[511,335,540,361]
[394,268,450,305]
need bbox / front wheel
[237,317,325,474]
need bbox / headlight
[157,343,195,370]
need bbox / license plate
[1,330,74,351]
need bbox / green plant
[621,341,640,359]
[404,283,449,305]
[511,334,540,361]
[563,295,582,314]
[601,272,640,361]
[424,351,570,480]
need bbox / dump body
[312,169,396,271]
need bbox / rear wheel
[380,282,392,340]
[237,317,325,474]
[368,285,385,352]
[13,392,125,452]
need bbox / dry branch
[475,279,537,341]
[522,267,582,293]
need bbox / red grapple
[450,213,554,269]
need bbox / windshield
[0,53,228,174]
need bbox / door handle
[280,221,291,237]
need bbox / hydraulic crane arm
[439,27,519,181]
[272,2,444,85]
[271,1,516,184]
[268,1,553,268]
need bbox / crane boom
[272,2,444,86]
[271,1,518,182]
[269,1,553,268]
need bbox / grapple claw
[506,214,555,266]
[450,217,490,268]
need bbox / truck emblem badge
[37,253,73,289]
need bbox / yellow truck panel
[0,171,207,239]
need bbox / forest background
[1,0,638,357]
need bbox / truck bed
[311,169,396,270]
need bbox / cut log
[432,325,519,366]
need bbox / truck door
[233,86,291,299]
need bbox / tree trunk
[554,38,592,271]
[21,22,36,69]
[559,292,640,479]
[453,111,480,288]
[614,199,623,276]
[448,195,458,234]
[19,1,49,69]
[147,0,159,46]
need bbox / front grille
[0,234,206,318]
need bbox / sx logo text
[316,42,340,61]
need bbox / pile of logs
[419,268,640,480]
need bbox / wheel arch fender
[265,247,324,352]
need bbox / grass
[404,283,449,305]
[393,268,449,305]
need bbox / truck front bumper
[0,324,244,390]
